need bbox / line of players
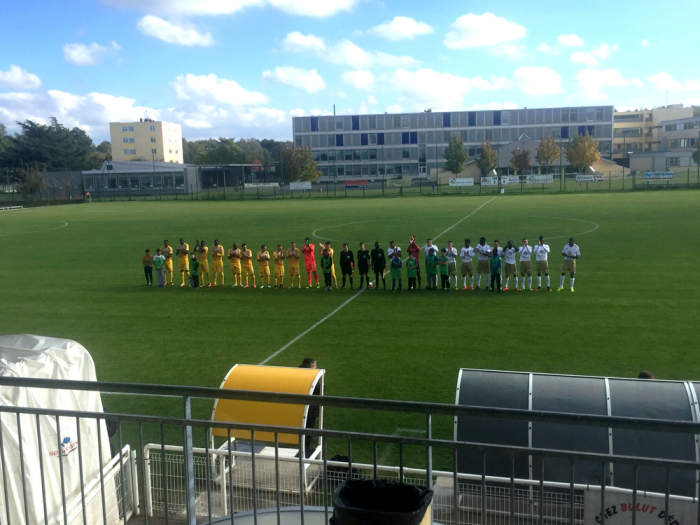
[156,235,581,292]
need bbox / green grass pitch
[1,191,699,465]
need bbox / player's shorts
[536,260,549,274]
[178,257,189,272]
[477,260,489,274]
[164,259,173,271]
[448,262,457,276]
[212,261,224,272]
[259,266,270,276]
[561,260,576,274]
[305,262,317,272]
[274,266,285,278]
[505,263,517,277]
[341,266,353,276]
[520,261,532,276]
[461,262,473,275]
[199,262,209,273]
[230,263,241,275]
[242,265,254,275]
[289,263,300,276]
[358,265,369,275]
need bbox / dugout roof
[211,364,324,445]
[455,369,699,496]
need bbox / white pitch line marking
[526,216,600,240]
[0,221,68,238]
[259,197,497,365]
[258,289,366,365]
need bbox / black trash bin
[331,479,433,525]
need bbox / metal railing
[1,376,699,525]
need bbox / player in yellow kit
[195,240,211,287]
[323,241,338,288]
[273,245,285,289]
[240,243,256,288]
[228,243,242,287]
[176,238,190,287]
[257,244,271,288]
[211,239,225,287]
[161,240,174,285]
[287,241,301,288]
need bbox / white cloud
[0,65,41,89]
[493,44,527,60]
[557,34,583,47]
[471,102,518,110]
[380,68,511,111]
[289,108,333,117]
[641,39,650,47]
[281,31,326,53]
[63,41,121,66]
[631,78,644,88]
[444,13,526,49]
[100,0,357,18]
[365,16,433,41]
[262,67,325,93]
[536,43,556,54]
[137,15,214,46]
[342,69,375,89]
[570,43,618,66]
[647,72,700,92]
[513,66,562,96]
[576,68,628,100]
[281,32,417,68]
[171,73,270,105]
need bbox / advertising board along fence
[289,181,312,191]
[500,176,520,185]
[481,177,498,186]
[449,178,474,186]
[645,172,674,180]
[575,173,605,182]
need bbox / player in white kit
[475,237,491,289]
[460,238,475,290]
[558,238,580,292]
[502,240,518,290]
[532,236,551,291]
[445,241,459,289]
[517,238,533,291]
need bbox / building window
[683,121,699,130]
[587,108,596,122]
[352,116,360,130]
[361,133,368,146]
[468,112,476,127]
[369,149,377,160]
[401,115,410,128]
[443,113,451,127]
[310,117,319,132]
[336,119,343,130]
[121,126,134,132]
[410,131,418,144]
[369,133,377,145]
[596,107,604,121]
[402,132,409,145]
[666,157,680,168]
[560,126,569,139]
[175,150,178,154]
[151,149,157,154]
[149,125,156,131]
[369,116,376,129]
[169,149,172,153]
[402,148,410,159]
[122,137,135,143]
[493,111,501,126]
[336,134,344,147]
[377,133,385,145]
[123,149,136,155]
[150,137,156,143]
[665,124,677,132]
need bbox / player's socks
[349,277,354,289]
[546,275,550,287]
[560,275,565,288]
[537,275,542,288]
[570,277,575,289]
[528,276,532,289]
[476,275,481,287]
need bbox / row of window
[666,121,700,132]
[299,108,611,133]
[122,149,179,156]
[296,126,607,149]
[668,138,697,149]
[321,163,423,178]
[121,125,157,132]
[666,157,680,167]
[84,174,186,190]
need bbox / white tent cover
[0,334,112,525]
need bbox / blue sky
[1,0,698,143]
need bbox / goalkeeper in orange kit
[338,243,355,290]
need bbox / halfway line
[258,196,497,365]
[258,288,366,365]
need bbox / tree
[0,123,6,137]
[96,141,111,159]
[535,136,560,173]
[476,141,498,175]
[565,132,601,172]
[442,136,467,175]
[19,170,47,205]
[281,146,321,182]
[510,149,531,174]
